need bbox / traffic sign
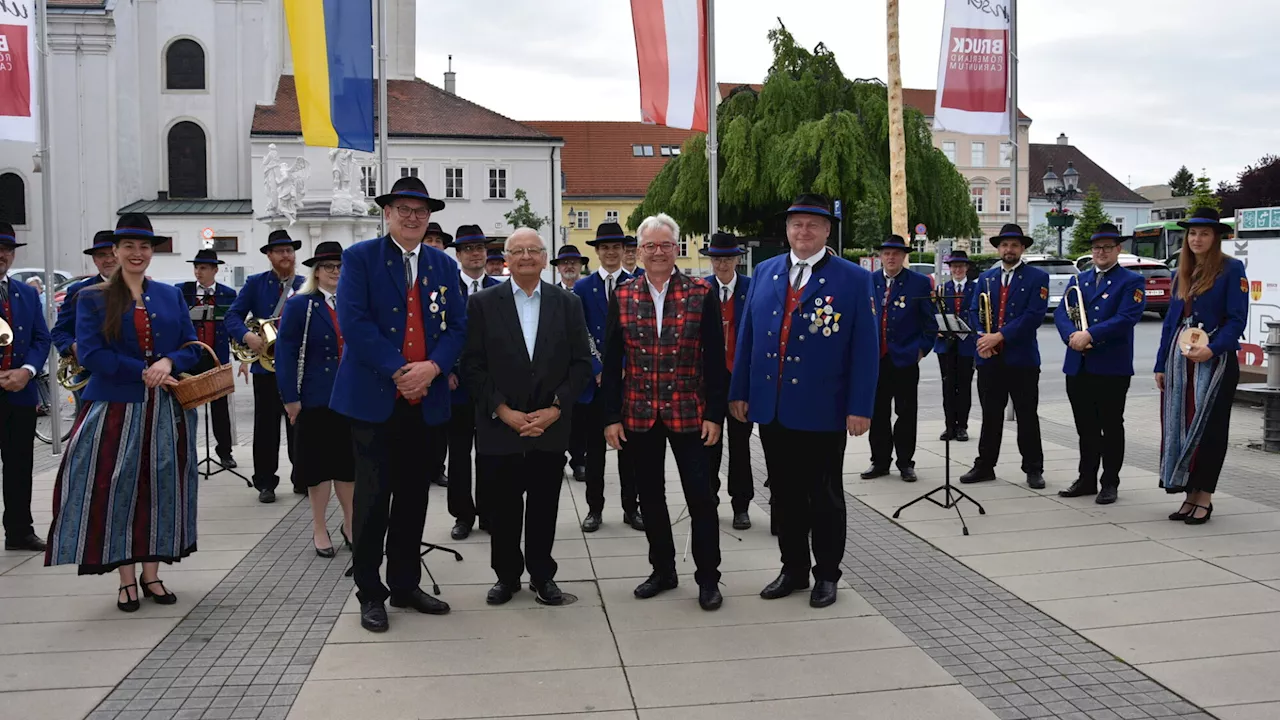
[914,223,927,236]
[201,227,214,240]
[834,200,843,219]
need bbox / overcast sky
[415,0,1279,190]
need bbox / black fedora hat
[588,222,628,247]
[302,241,344,268]
[877,234,911,251]
[778,193,835,220]
[699,232,746,257]
[624,235,638,248]
[1090,222,1125,243]
[260,228,302,254]
[113,213,170,245]
[0,221,23,248]
[943,249,973,264]
[989,223,1033,248]
[1177,207,1233,235]
[450,225,487,248]
[187,249,225,265]
[550,244,588,266]
[486,248,505,262]
[375,175,445,212]
[424,222,453,244]
[83,229,115,255]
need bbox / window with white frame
[575,210,590,229]
[970,185,986,213]
[605,210,619,223]
[487,167,508,199]
[971,142,986,167]
[1114,217,1125,233]
[399,166,419,179]
[677,236,688,257]
[632,145,644,157]
[660,146,671,156]
[1000,142,1013,165]
[942,141,956,164]
[359,165,378,198]
[999,186,1012,213]
[444,166,465,199]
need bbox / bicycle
[34,371,80,444]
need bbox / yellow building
[524,121,709,274]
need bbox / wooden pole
[886,0,909,239]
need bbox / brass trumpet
[1063,284,1093,351]
[0,315,11,347]
[229,316,279,372]
[56,354,89,391]
[978,280,999,356]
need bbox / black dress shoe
[810,580,838,608]
[219,454,237,469]
[955,429,969,442]
[340,526,352,550]
[360,600,389,632]
[486,580,520,605]
[1096,486,1118,505]
[1169,500,1195,521]
[959,467,995,484]
[1058,480,1098,498]
[451,521,473,540]
[531,579,565,605]
[432,473,449,487]
[581,512,602,533]
[572,465,587,482]
[633,573,678,599]
[141,579,178,605]
[257,489,276,504]
[698,584,723,611]
[478,518,490,533]
[389,588,451,615]
[4,534,45,552]
[900,466,918,483]
[624,511,645,531]
[1185,503,1213,525]
[732,512,751,530]
[760,572,809,600]
[1026,473,1046,490]
[939,431,954,441]
[293,486,307,495]
[860,464,890,479]
[117,583,140,613]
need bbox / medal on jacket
[1178,323,1209,355]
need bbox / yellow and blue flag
[284,0,374,151]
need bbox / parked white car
[1021,255,1078,311]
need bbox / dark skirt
[45,389,199,575]
[294,406,354,486]
[1182,355,1239,494]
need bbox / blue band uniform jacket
[729,251,880,432]
[1053,266,1146,376]
[51,275,101,356]
[177,281,237,366]
[872,268,937,367]
[1154,256,1248,372]
[330,236,468,425]
[1,277,52,406]
[275,293,343,407]
[75,281,202,404]
[572,269,633,404]
[224,271,304,375]
[933,278,978,357]
[450,274,502,406]
[967,264,1051,368]
[703,273,752,340]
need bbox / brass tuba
[56,354,89,391]
[0,315,11,347]
[1063,283,1093,351]
[229,316,279,372]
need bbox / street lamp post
[1042,161,1081,257]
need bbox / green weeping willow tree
[629,23,980,248]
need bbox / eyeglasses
[506,247,547,258]
[316,263,342,272]
[393,205,430,220]
[1092,245,1120,252]
[641,242,677,254]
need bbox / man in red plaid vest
[602,213,728,612]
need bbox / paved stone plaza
[2,391,1279,719]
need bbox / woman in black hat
[1155,208,1248,525]
[46,214,205,612]
[275,241,355,556]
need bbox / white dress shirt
[646,274,671,334]
[788,248,826,290]
[320,287,337,310]
[1000,260,1023,286]
[511,282,542,360]
[401,246,419,287]
[597,266,625,292]
[460,270,485,295]
[715,273,737,305]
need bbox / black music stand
[196,401,250,486]
[892,294,985,534]
[343,542,463,595]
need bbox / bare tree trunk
[886,0,909,239]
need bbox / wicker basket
[170,341,235,410]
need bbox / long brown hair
[95,268,135,342]
[1176,230,1225,301]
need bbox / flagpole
[705,0,717,241]
[1008,0,1019,233]
[36,0,61,454]
[886,0,908,239]
[377,0,389,236]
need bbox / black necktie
[0,279,9,306]
[471,280,479,294]
[722,286,729,304]
[607,275,615,298]
[404,253,414,290]
[792,262,808,292]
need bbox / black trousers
[869,356,920,470]
[251,372,297,491]
[938,352,975,433]
[1184,355,1239,495]
[210,396,233,458]
[0,393,35,539]
[582,392,639,516]
[481,450,563,584]
[568,402,588,471]
[709,414,755,513]
[350,398,445,603]
[447,400,486,525]
[1065,372,1131,488]
[975,361,1044,474]
[628,417,721,586]
[760,422,846,582]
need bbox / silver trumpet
[1063,284,1093,351]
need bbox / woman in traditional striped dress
[45,214,204,612]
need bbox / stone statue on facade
[262,144,310,225]
[328,148,368,216]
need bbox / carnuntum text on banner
[933,0,1011,136]
[0,0,35,143]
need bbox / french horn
[0,316,11,347]
[56,354,89,391]
[229,316,279,372]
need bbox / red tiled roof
[252,75,552,141]
[523,121,695,198]
[1029,144,1150,204]
[719,82,1030,121]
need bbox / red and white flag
[630,0,708,132]
[933,0,1010,136]
[0,4,37,143]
